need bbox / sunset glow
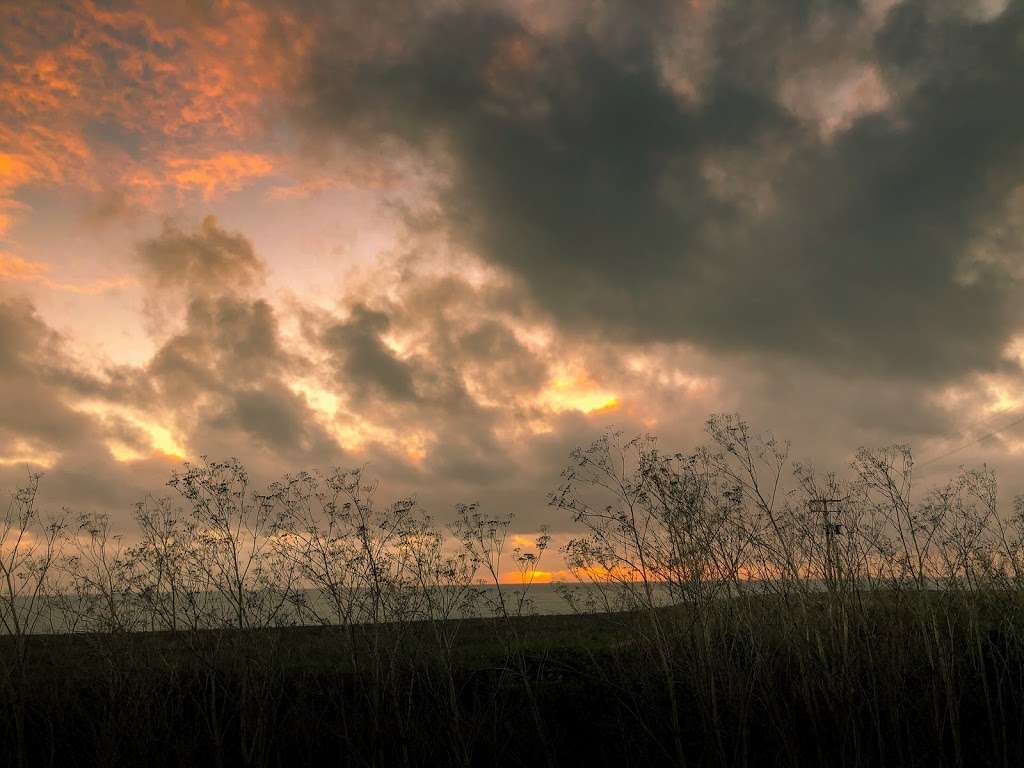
[5,4,1024,765]
[0,0,1022,545]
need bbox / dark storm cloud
[317,267,549,413]
[301,0,1024,381]
[1,241,344,512]
[322,304,419,402]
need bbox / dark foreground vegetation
[5,415,1024,766]
[6,596,1024,767]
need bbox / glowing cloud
[0,439,60,469]
[164,152,275,200]
[73,401,187,462]
[0,252,137,294]
[290,379,429,461]
[0,253,48,282]
[0,0,308,208]
[538,370,619,415]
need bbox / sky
[2,0,1024,567]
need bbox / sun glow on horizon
[506,569,555,584]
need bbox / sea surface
[5,582,664,635]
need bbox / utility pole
[809,497,845,590]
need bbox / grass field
[7,422,1024,766]
[5,592,1024,767]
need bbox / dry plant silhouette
[4,414,1024,766]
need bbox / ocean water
[9,579,934,634]
[466,582,624,617]
[5,582,665,635]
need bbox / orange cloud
[164,152,275,200]
[0,252,48,282]
[267,177,343,200]
[0,252,137,295]
[0,153,38,191]
[0,197,31,235]
[0,0,310,204]
[266,166,401,200]
[2,0,309,139]
[0,154,39,235]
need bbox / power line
[952,402,1023,438]
[917,411,1024,469]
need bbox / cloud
[0,198,30,237]
[0,0,309,211]
[6,2,1024,537]
[136,215,265,299]
[0,298,93,450]
[0,253,48,283]
[0,252,137,294]
[125,152,275,201]
[0,218,344,507]
[299,0,1024,382]
[146,297,290,399]
[2,212,1023,533]
[0,296,179,511]
[322,304,420,403]
[297,256,642,500]
[130,217,347,464]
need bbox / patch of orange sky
[0,0,311,226]
[501,569,561,584]
[499,564,650,585]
